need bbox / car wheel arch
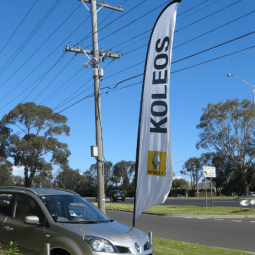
[51,248,71,255]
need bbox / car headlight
[84,235,117,253]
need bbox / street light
[227,74,255,106]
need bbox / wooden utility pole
[65,0,123,213]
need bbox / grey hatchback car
[0,187,154,255]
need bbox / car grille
[115,246,131,253]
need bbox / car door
[3,193,46,255]
[0,193,15,245]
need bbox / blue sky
[0,0,255,178]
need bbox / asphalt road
[86,197,255,208]
[106,210,255,254]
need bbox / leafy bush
[0,241,20,255]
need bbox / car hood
[62,221,146,241]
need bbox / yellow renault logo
[147,151,167,177]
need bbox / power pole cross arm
[65,46,121,59]
[78,0,124,12]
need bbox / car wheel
[122,197,125,201]
[110,197,113,202]
[113,198,116,202]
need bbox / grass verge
[93,203,255,215]
[153,237,250,255]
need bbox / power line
[177,0,209,17]
[33,55,76,102]
[121,8,255,55]
[103,61,144,80]
[173,9,255,49]
[13,43,255,136]
[171,44,255,74]
[40,67,86,105]
[172,30,255,64]
[22,55,66,103]
[0,55,66,110]
[175,0,242,33]
[0,0,61,76]
[0,5,89,108]
[84,0,172,48]
[55,29,255,109]
[0,2,82,89]
[73,0,146,47]
[0,0,38,54]
[178,0,219,22]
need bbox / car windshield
[113,191,123,194]
[40,195,110,223]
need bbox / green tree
[181,157,202,197]
[32,164,53,188]
[54,168,83,193]
[87,161,113,192]
[196,99,255,196]
[172,178,189,190]
[11,175,24,186]
[0,102,70,187]
[0,157,13,185]
[111,161,135,193]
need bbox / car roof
[0,186,79,196]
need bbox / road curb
[106,209,255,218]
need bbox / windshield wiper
[70,220,108,224]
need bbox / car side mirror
[24,215,40,225]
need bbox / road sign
[240,200,248,206]
[203,166,216,178]
[250,200,255,205]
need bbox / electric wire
[53,82,94,111]
[40,67,86,105]
[175,0,242,33]
[119,35,150,52]
[13,43,255,136]
[171,44,255,74]
[73,0,145,47]
[112,5,255,54]
[0,0,38,54]
[121,11,255,57]
[0,3,82,89]
[177,0,209,17]
[85,0,243,51]
[174,9,255,49]
[172,30,255,65]
[0,0,61,76]
[84,0,172,48]
[103,61,144,80]
[0,55,66,110]
[33,55,76,102]
[55,30,255,111]
[178,0,219,22]
[22,54,66,103]
[104,30,255,82]
[96,0,146,35]
[72,0,130,48]
[0,5,88,106]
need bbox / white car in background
[249,192,255,197]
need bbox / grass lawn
[92,203,255,215]
[153,237,250,255]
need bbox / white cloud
[12,166,24,177]
[173,176,184,180]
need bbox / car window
[14,194,45,223]
[41,195,110,223]
[0,193,14,216]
